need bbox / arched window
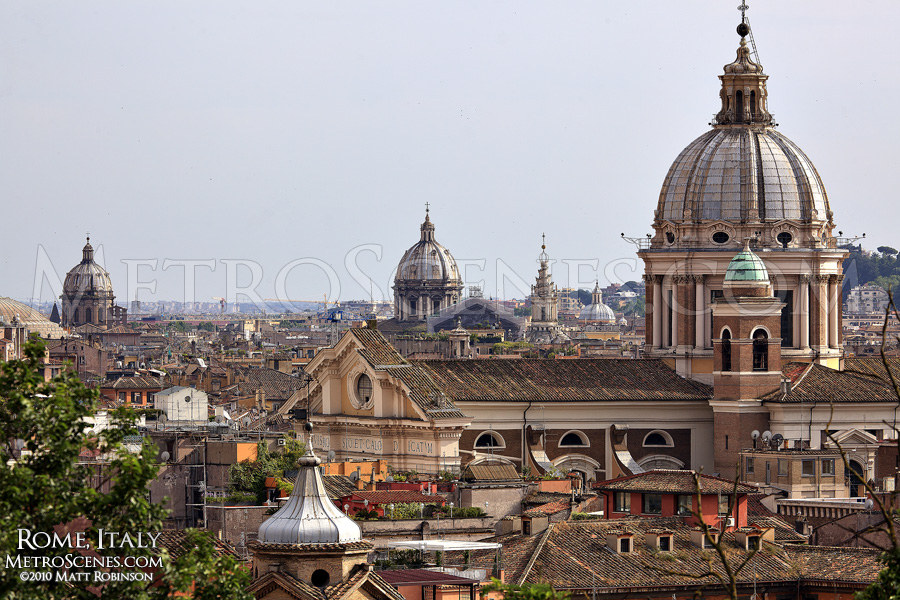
[722,329,732,372]
[475,432,504,449]
[559,431,589,448]
[750,90,757,119]
[753,329,768,371]
[85,307,92,323]
[643,430,674,447]
[735,90,744,123]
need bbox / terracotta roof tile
[594,470,757,494]
[764,361,900,403]
[415,359,712,403]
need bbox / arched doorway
[848,460,865,497]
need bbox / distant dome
[395,212,461,283]
[0,297,65,338]
[63,238,114,296]
[579,282,615,323]
[657,128,829,224]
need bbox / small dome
[725,242,770,282]
[63,238,114,296]
[257,444,362,545]
[579,303,616,322]
[395,212,461,283]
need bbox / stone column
[674,275,693,349]
[828,275,841,349]
[694,275,706,350]
[810,275,829,349]
[652,275,663,348]
[799,275,810,350]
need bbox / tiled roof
[323,475,359,500]
[376,569,479,585]
[524,491,577,507]
[763,362,900,403]
[346,490,446,504]
[415,359,713,403]
[445,530,544,585]
[326,565,405,600]
[516,518,880,590]
[462,461,521,482]
[248,570,325,600]
[227,366,307,400]
[594,470,758,494]
[524,499,571,517]
[105,376,163,390]
[155,530,239,558]
[344,329,467,420]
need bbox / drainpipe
[523,401,534,473]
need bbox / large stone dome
[63,238,114,295]
[0,297,64,338]
[657,128,829,225]
[395,213,461,283]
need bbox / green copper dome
[724,242,770,282]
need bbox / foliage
[877,246,898,257]
[482,578,571,600]
[388,502,432,519]
[619,296,645,317]
[227,436,306,504]
[844,246,900,296]
[438,470,456,482]
[352,508,379,520]
[0,339,251,599]
[197,321,216,332]
[434,506,486,518]
[570,512,603,521]
[491,341,533,355]
[514,306,532,317]
[375,549,424,570]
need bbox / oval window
[665,232,676,244]
[776,232,793,248]
[356,374,373,406]
[712,231,729,244]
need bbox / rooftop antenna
[738,2,762,66]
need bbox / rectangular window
[676,494,693,516]
[802,460,815,477]
[822,459,835,476]
[778,459,788,476]
[659,535,671,551]
[147,392,155,403]
[643,494,662,515]
[131,392,141,404]
[613,492,631,513]
[718,494,731,516]
[118,392,126,402]
[748,535,760,550]
[776,290,794,348]
[745,457,754,474]
[619,537,631,553]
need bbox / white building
[846,285,890,315]
[154,386,209,423]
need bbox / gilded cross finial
[541,232,546,250]
[425,202,430,214]
[738,1,749,22]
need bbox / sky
[1,1,898,308]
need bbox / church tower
[526,236,569,344]
[710,240,783,476]
[639,9,847,383]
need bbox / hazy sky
[2,1,897,307]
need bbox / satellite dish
[772,434,784,448]
[762,430,772,443]
[160,451,170,462]
[327,450,336,463]
[386,475,394,483]
[215,415,225,424]
[751,430,760,440]
[349,472,360,482]
[865,498,874,510]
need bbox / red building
[594,470,757,531]
[337,490,446,518]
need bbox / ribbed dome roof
[725,242,770,282]
[63,238,114,295]
[657,128,829,224]
[0,297,65,338]
[579,282,615,322]
[396,212,461,283]
[257,444,362,545]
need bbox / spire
[257,435,362,545]
[592,280,602,305]
[713,3,772,127]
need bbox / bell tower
[710,240,783,477]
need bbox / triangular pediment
[827,428,879,448]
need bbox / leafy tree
[0,339,251,599]
[513,306,532,317]
[227,437,305,504]
[877,246,898,257]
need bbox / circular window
[665,231,676,244]
[311,569,330,588]
[712,231,729,244]
[184,395,191,403]
[776,232,793,248]
[353,373,374,409]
